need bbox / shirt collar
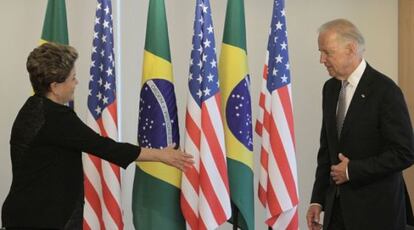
[346,59,366,87]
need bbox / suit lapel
[340,64,374,139]
[325,80,341,142]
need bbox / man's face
[318,31,353,80]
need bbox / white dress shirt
[337,59,366,117]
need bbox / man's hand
[306,205,323,230]
[330,153,349,184]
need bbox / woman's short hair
[27,42,78,95]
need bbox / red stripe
[199,218,208,230]
[185,109,201,192]
[88,154,103,179]
[199,162,228,224]
[213,93,223,116]
[200,95,229,193]
[255,93,266,136]
[286,209,299,230]
[258,183,267,206]
[83,219,92,230]
[260,147,269,173]
[83,172,104,229]
[184,166,200,194]
[96,118,108,137]
[269,113,298,205]
[107,101,118,128]
[263,65,268,80]
[180,194,198,230]
[262,108,271,135]
[259,92,266,108]
[186,110,201,150]
[110,163,121,184]
[255,120,263,136]
[267,215,277,228]
[101,176,123,229]
[98,104,121,181]
[277,87,296,146]
[104,102,121,181]
[259,147,269,205]
[266,175,282,217]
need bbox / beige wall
[399,0,414,210]
[0,0,398,229]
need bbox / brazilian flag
[219,0,254,229]
[41,0,68,45]
[132,0,184,229]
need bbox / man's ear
[346,42,358,55]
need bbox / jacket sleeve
[46,109,140,169]
[310,82,332,207]
[348,84,414,186]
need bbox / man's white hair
[319,18,365,55]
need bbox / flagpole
[232,205,238,230]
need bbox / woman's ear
[49,82,59,95]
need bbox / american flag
[83,0,123,229]
[255,0,299,229]
[180,0,232,229]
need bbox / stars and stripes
[83,0,123,229]
[255,0,299,229]
[180,0,232,229]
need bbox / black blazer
[311,64,414,230]
[2,95,140,229]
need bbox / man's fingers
[306,213,315,229]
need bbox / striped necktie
[337,80,349,137]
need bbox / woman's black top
[2,95,140,229]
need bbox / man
[306,19,414,230]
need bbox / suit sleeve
[348,84,414,186]
[310,83,332,207]
[46,110,140,168]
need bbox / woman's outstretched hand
[160,145,194,171]
[137,144,194,171]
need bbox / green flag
[132,0,184,229]
[219,0,254,229]
[41,0,68,44]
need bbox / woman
[1,42,193,229]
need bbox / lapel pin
[361,94,365,98]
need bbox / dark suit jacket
[311,64,414,230]
[2,95,140,229]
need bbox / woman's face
[53,67,78,104]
